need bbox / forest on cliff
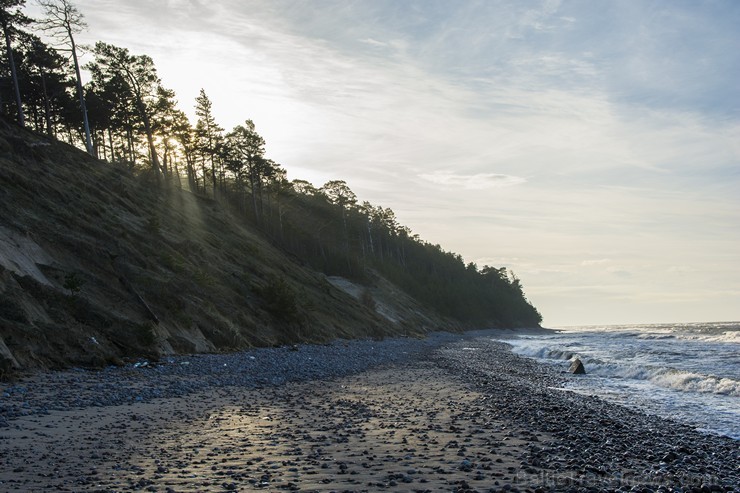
[0,0,541,373]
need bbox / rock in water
[568,358,586,374]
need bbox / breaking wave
[510,342,740,396]
[503,322,740,439]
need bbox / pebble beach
[1,330,738,492]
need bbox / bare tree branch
[35,0,92,154]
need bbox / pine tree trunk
[3,25,24,127]
[210,156,217,198]
[140,108,161,177]
[69,32,93,155]
[108,128,115,161]
[40,69,53,136]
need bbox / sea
[502,322,740,440]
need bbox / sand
[1,361,544,492]
[1,333,738,492]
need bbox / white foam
[650,370,740,396]
[504,324,740,440]
[588,362,740,396]
[506,330,740,396]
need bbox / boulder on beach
[568,358,586,374]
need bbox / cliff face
[0,119,456,375]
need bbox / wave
[507,341,575,361]
[507,341,740,397]
[558,322,740,344]
[602,363,740,397]
[654,371,739,396]
[595,329,738,344]
[676,330,740,344]
[636,333,676,340]
[503,326,739,439]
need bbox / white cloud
[30,0,740,325]
[519,0,563,32]
[418,172,525,190]
[360,38,388,48]
[581,259,611,266]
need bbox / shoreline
[1,330,737,492]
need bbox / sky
[27,0,740,326]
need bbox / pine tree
[0,0,31,126]
[37,0,93,154]
[194,89,223,197]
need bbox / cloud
[43,0,740,325]
[418,172,525,190]
[581,259,611,266]
[519,0,563,32]
[667,266,696,275]
[606,268,632,278]
[360,38,388,48]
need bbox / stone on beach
[568,357,586,374]
[1,329,738,492]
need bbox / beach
[1,331,738,492]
